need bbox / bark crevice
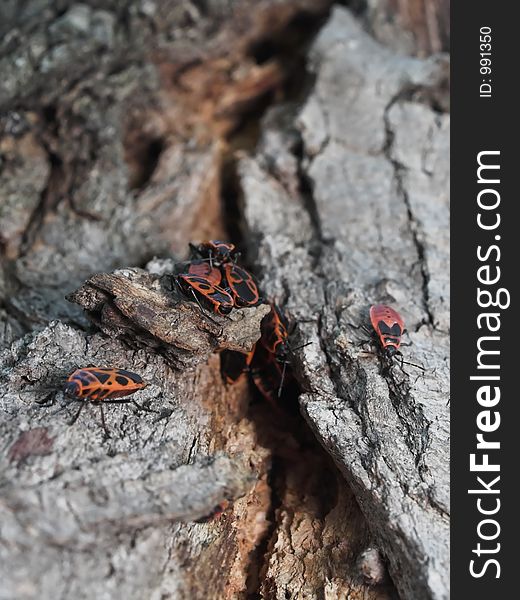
[1,3,448,599]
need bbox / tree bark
[1,2,449,599]
[238,8,449,599]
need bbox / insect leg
[130,399,158,413]
[277,361,288,398]
[347,322,374,349]
[68,402,86,426]
[188,289,223,324]
[347,322,372,335]
[395,356,410,377]
[50,398,77,416]
[190,289,207,314]
[358,349,377,357]
[103,396,157,413]
[99,404,111,439]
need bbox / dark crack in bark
[383,95,434,327]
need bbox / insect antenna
[17,379,63,397]
[288,341,312,355]
[397,356,425,372]
[184,256,212,265]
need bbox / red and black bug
[189,240,238,267]
[251,303,297,402]
[220,304,288,395]
[23,367,149,438]
[369,304,404,358]
[368,304,424,371]
[188,259,222,286]
[61,367,147,435]
[177,273,234,315]
[223,263,261,307]
[64,367,146,402]
[220,348,255,384]
[250,342,286,406]
[221,302,308,406]
[260,303,290,356]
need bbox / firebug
[223,263,261,307]
[177,274,234,315]
[189,240,238,267]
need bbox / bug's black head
[63,381,81,398]
[209,241,237,260]
[218,304,233,315]
[384,346,398,358]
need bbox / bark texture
[366,0,450,56]
[237,7,450,599]
[1,2,449,599]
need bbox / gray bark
[238,7,449,600]
[1,2,449,599]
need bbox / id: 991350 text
[480,26,492,98]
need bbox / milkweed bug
[368,304,424,371]
[223,263,261,307]
[177,274,234,315]
[188,259,222,286]
[189,240,238,267]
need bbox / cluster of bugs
[36,240,419,433]
[176,240,261,315]
[175,240,294,404]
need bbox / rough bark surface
[238,7,449,600]
[366,0,450,56]
[1,2,449,600]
